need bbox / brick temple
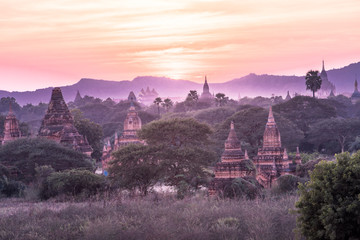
[102,101,144,171]
[209,121,255,195]
[38,87,93,156]
[1,105,22,145]
[253,106,301,188]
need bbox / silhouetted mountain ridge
[0,62,359,105]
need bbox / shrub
[0,176,25,198]
[272,175,306,195]
[39,169,107,200]
[296,151,360,239]
[0,138,94,183]
[219,177,263,200]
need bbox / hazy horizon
[1,0,360,91]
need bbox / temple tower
[209,121,254,195]
[285,91,291,101]
[38,87,92,156]
[253,106,300,188]
[318,61,336,98]
[351,75,360,104]
[200,76,214,101]
[74,90,82,105]
[2,105,21,145]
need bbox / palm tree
[153,97,162,115]
[161,98,173,112]
[215,93,228,107]
[305,70,322,98]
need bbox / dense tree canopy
[296,152,360,240]
[0,138,93,183]
[109,118,216,195]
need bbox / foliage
[305,70,322,98]
[273,96,337,133]
[110,118,216,195]
[215,93,228,107]
[0,138,93,183]
[138,118,213,148]
[219,177,263,200]
[307,118,360,154]
[109,145,162,196]
[0,97,21,114]
[0,176,25,198]
[161,98,173,112]
[272,175,306,195]
[296,152,360,240]
[193,107,236,126]
[153,97,162,115]
[72,109,104,160]
[0,195,299,240]
[39,169,106,200]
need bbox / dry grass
[0,194,300,240]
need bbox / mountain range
[1,62,359,106]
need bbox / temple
[284,91,291,101]
[102,101,144,170]
[351,75,360,104]
[128,91,137,102]
[1,105,22,145]
[38,87,93,156]
[138,87,159,105]
[317,61,336,98]
[74,90,83,105]
[208,121,255,195]
[200,76,214,102]
[253,106,301,188]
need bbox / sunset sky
[1,0,359,91]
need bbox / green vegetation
[0,138,93,183]
[110,118,217,196]
[296,152,360,240]
[305,70,322,98]
[0,195,298,240]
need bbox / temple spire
[244,149,249,160]
[296,146,300,158]
[267,106,276,125]
[355,75,358,92]
[283,148,288,160]
[322,60,325,71]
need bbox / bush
[219,177,263,200]
[296,151,360,239]
[39,169,107,200]
[272,175,306,195]
[0,138,94,183]
[0,177,25,198]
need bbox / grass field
[0,193,300,240]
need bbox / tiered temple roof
[253,106,301,188]
[102,101,144,171]
[200,76,214,101]
[38,87,92,156]
[1,105,21,145]
[209,121,255,195]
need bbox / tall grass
[0,194,299,240]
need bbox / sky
[0,0,359,91]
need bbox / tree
[153,97,162,115]
[184,90,199,111]
[307,118,360,153]
[296,152,360,239]
[215,93,228,107]
[71,109,104,160]
[109,145,162,196]
[305,70,322,98]
[110,118,216,196]
[161,98,173,112]
[0,138,93,183]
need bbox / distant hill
[1,62,359,105]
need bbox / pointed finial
[355,75,358,91]
[9,102,13,114]
[267,106,275,124]
[283,148,288,160]
[244,149,249,160]
[205,75,207,83]
[322,60,325,71]
[230,121,234,130]
[296,146,300,157]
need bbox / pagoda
[38,87,93,156]
[318,61,336,98]
[200,76,214,102]
[253,106,301,188]
[285,91,291,101]
[138,87,159,105]
[209,121,255,195]
[351,76,360,104]
[102,101,144,171]
[1,105,21,145]
[74,90,83,106]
